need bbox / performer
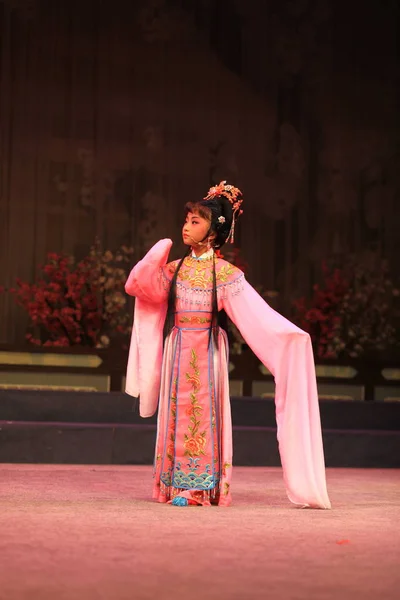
[125,181,331,509]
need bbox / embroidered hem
[153,481,221,506]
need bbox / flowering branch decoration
[292,262,349,359]
[10,243,134,348]
[292,255,400,359]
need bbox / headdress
[203,180,243,243]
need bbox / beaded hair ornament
[203,180,243,243]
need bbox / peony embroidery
[183,349,208,458]
[186,371,201,391]
[184,433,207,456]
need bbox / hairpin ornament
[204,180,244,243]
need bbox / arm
[223,278,331,510]
[125,238,172,303]
[124,239,171,416]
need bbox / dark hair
[184,196,233,249]
[163,195,236,348]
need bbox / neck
[191,246,212,258]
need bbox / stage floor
[0,466,399,600]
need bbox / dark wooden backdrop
[0,0,399,343]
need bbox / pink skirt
[152,312,233,506]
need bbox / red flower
[292,261,350,358]
[184,434,207,457]
[10,244,132,347]
[186,372,201,391]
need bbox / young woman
[125,181,331,509]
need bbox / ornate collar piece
[190,248,214,261]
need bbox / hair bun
[204,181,244,244]
[215,195,233,221]
[210,195,232,248]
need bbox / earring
[207,238,211,250]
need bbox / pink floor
[0,466,399,600]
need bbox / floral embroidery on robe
[125,239,331,509]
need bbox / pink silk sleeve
[223,278,331,509]
[125,239,172,417]
[125,238,172,303]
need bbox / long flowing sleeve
[125,238,172,303]
[223,277,331,509]
[125,239,172,418]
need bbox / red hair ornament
[204,180,243,243]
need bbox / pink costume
[125,239,331,509]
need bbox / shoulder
[214,258,244,286]
[162,259,180,280]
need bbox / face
[182,211,211,247]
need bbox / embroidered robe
[125,239,331,509]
